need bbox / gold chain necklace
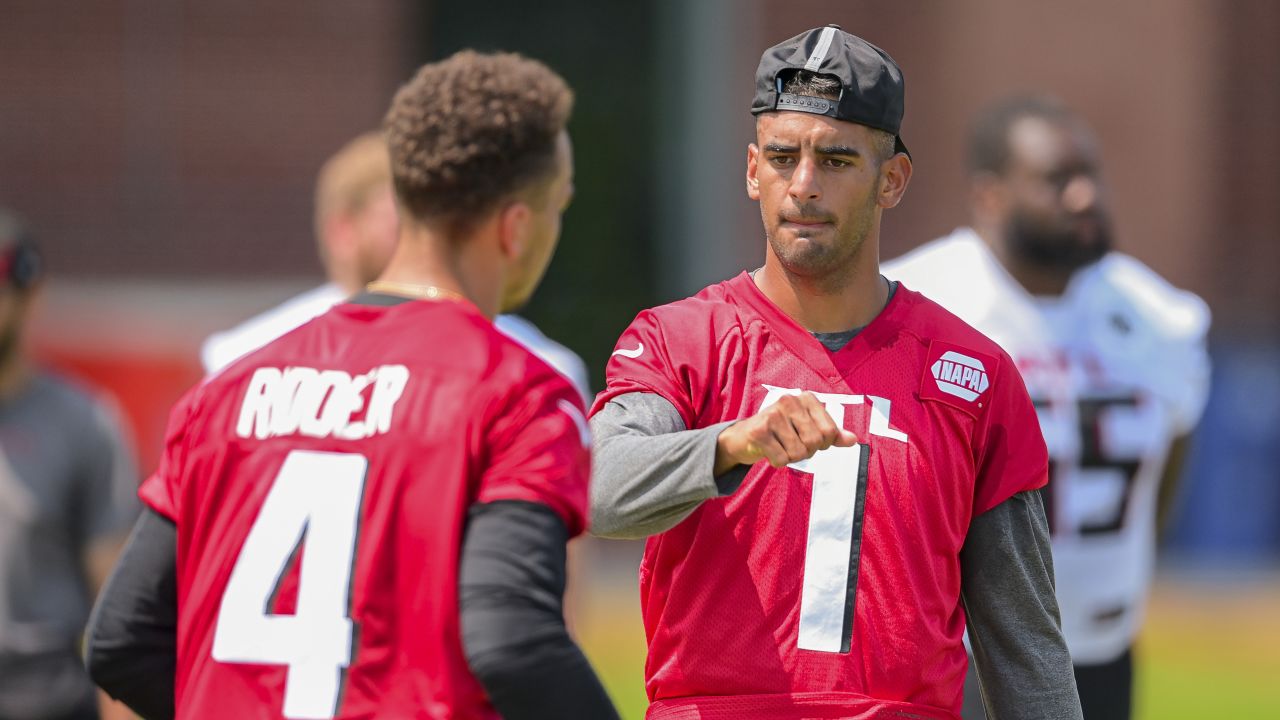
[365,280,469,304]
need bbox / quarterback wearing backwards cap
[590,26,1083,720]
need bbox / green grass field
[574,571,1280,719]
[1133,577,1280,718]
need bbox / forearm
[460,501,619,720]
[961,490,1082,720]
[84,508,178,720]
[588,393,747,539]
[1155,433,1191,537]
[85,534,129,598]
[98,693,137,720]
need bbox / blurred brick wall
[1212,1,1280,336]
[2,1,416,469]
[0,0,415,279]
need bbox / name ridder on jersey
[236,365,410,441]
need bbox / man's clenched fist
[714,392,858,475]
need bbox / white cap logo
[930,351,990,402]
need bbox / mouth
[781,217,833,230]
[1070,215,1105,243]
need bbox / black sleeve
[460,500,620,720]
[84,507,178,720]
[960,490,1082,720]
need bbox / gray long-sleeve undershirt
[588,391,1082,720]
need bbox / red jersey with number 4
[139,298,591,720]
[591,272,1048,720]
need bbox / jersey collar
[730,271,910,382]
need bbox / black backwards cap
[751,24,910,158]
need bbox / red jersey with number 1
[139,298,591,720]
[591,272,1048,720]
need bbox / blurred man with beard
[884,96,1211,720]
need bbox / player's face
[0,284,32,365]
[748,113,898,284]
[501,131,574,312]
[352,184,400,287]
[1000,116,1113,270]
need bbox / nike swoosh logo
[611,343,644,359]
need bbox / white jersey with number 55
[884,228,1211,665]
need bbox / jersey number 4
[796,442,871,653]
[212,450,367,720]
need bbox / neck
[323,246,369,297]
[375,225,502,318]
[0,352,30,401]
[754,243,888,333]
[331,271,364,298]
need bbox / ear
[496,201,533,261]
[969,171,1008,225]
[876,154,913,209]
[323,213,355,263]
[746,143,761,201]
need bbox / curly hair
[384,50,573,237]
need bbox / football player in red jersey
[84,51,619,720]
[589,26,1083,720]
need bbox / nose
[788,156,822,202]
[1061,175,1098,213]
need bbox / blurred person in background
[0,211,139,720]
[884,95,1211,720]
[590,27,1080,720]
[201,131,590,399]
[83,50,618,720]
[200,131,399,375]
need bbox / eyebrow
[816,145,861,157]
[762,143,799,154]
[762,143,862,157]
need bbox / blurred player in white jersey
[884,96,1210,720]
[201,131,590,398]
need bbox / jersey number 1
[212,450,368,720]
[797,442,870,653]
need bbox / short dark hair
[779,68,843,100]
[384,50,573,237]
[777,70,895,162]
[968,95,1077,174]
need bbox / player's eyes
[769,155,796,166]
[824,158,851,168]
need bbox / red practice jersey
[591,273,1048,720]
[140,298,591,720]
